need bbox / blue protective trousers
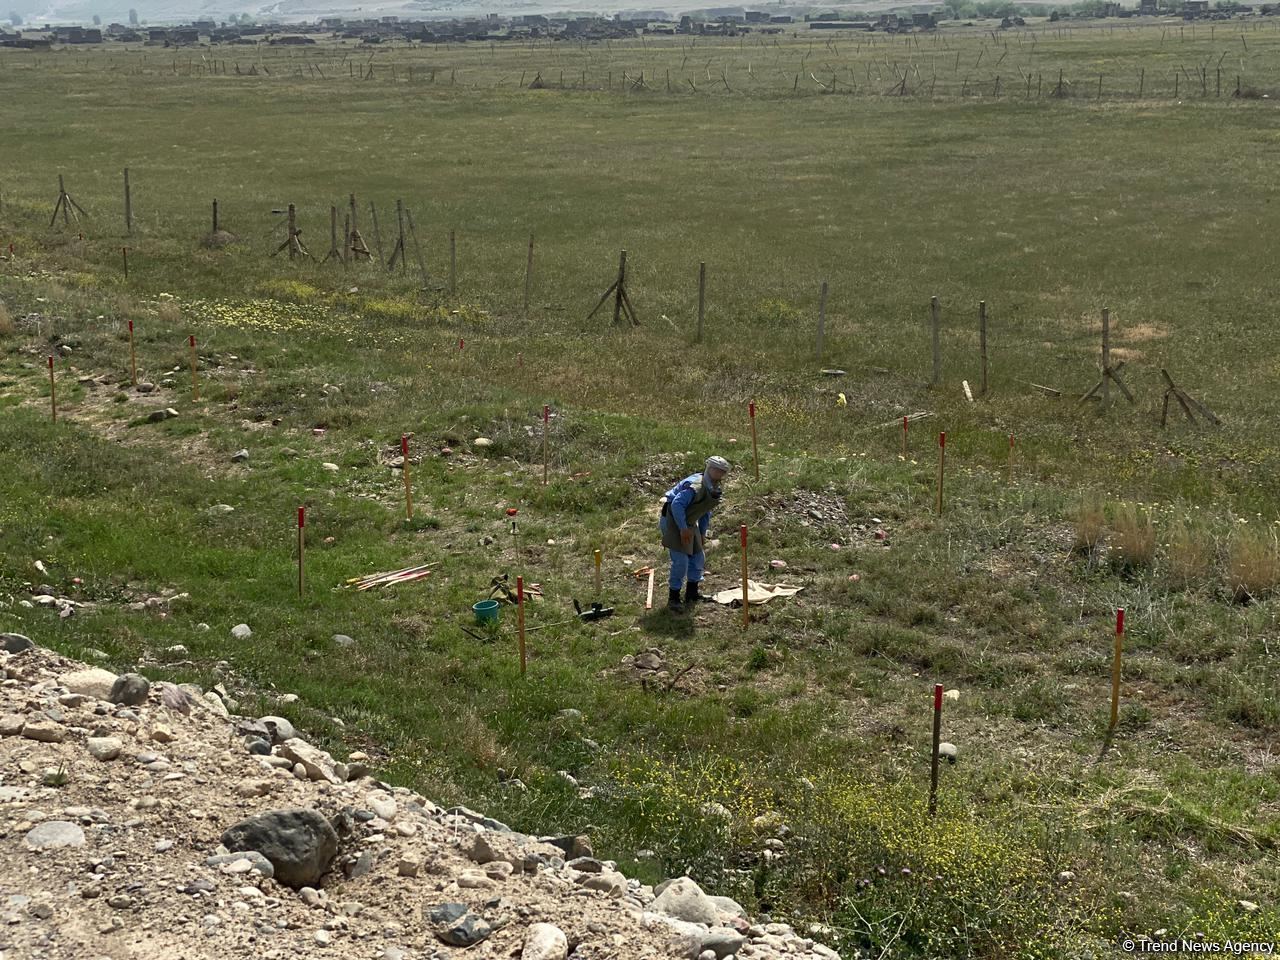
[660,516,705,590]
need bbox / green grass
[1,21,1279,957]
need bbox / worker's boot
[684,581,702,607]
[666,589,684,614]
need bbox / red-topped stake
[936,431,947,516]
[401,435,414,521]
[1110,608,1125,731]
[297,506,306,598]
[128,319,137,387]
[740,524,749,628]
[749,401,760,480]
[189,335,199,402]
[929,682,944,816]
[542,405,550,486]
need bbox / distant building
[1184,0,1210,14]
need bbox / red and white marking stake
[516,575,527,676]
[189,335,199,402]
[128,320,137,387]
[1110,608,1125,731]
[928,682,943,816]
[740,524,749,628]
[542,405,550,486]
[936,431,947,516]
[297,506,306,598]
[749,402,760,480]
[593,548,602,598]
[48,356,56,423]
[401,435,414,521]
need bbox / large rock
[25,821,86,850]
[87,737,123,761]
[109,673,150,706]
[277,738,341,784]
[426,903,492,947]
[259,716,296,744]
[652,877,721,925]
[59,668,118,701]
[700,928,747,959]
[0,634,34,654]
[522,923,569,960]
[220,808,339,889]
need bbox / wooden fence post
[979,300,988,396]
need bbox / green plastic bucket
[473,599,501,624]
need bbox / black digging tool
[573,599,615,623]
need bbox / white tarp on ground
[710,580,804,607]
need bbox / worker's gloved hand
[680,528,694,548]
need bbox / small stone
[332,634,355,648]
[366,791,396,821]
[146,408,179,423]
[24,821,85,849]
[231,449,250,463]
[0,634,34,654]
[259,716,296,743]
[521,922,569,960]
[457,872,494,889]
[314,929,331,946]
[0,714,24,736]
[397,855,421,878]
[321,463,339,473]
[107,895,133,910]
[109,673,150,706]
[155,839,174,852]
[245,738,271,756]
[21,721,65,743]
[151,724,176,744]
[231,624,252,640]
[1239,900,1260,913]
[473,437,493,448]
[136,382,156,394]
[60,667,119,701]
[87,737,123,761]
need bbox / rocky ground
[0,633,842,960]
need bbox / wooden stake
[749,401,760,481]
[128,319,137,387]
[287,204,298,260]
[121,246,129,279]
[696,261,706,343]
[816,280,828,360]
[1109,608,1124,731]
[189,335,199,401]
[297,506,306,598]
[979,300,988,396]
[936,431,946,516]
[212,198,219,234]
[449,229,457,294]
[123,168,132,236]
[1008,433,1015,482]
[524,234,534,317]
[928,683,943,817]
[401,435,414,521]
[612,250,627,325]
[902,415,908,458]
[645,568,655,611]
[542,404,550,485]
[1101,307,1111,409]
[740,524,749,628]
[517,575,527,675]
[930,295,941,387]
[593,548,602,598]
[369,201,386,267]
[48,356,56,423]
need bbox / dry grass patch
[0,299,12,337]
[1227,525,1280,603]
[1111,503,1155,572]
[1167,517,1214,589]
[1073,494,1107,556]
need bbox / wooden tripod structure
[49,175,88,228]
[271,204,311,259]
[1078,308,1134,408]
[347,194,373,262]
[1160,368,1221,427]
[587,250,639,325]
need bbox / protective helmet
[705,455,731,475]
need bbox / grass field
[1,20,1279,957]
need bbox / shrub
[0,299,12,336]
[1073,494,1106,556]
[1227,526,1280,603]
[1111,504,1155,573]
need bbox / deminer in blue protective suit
[658,456,731,614]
